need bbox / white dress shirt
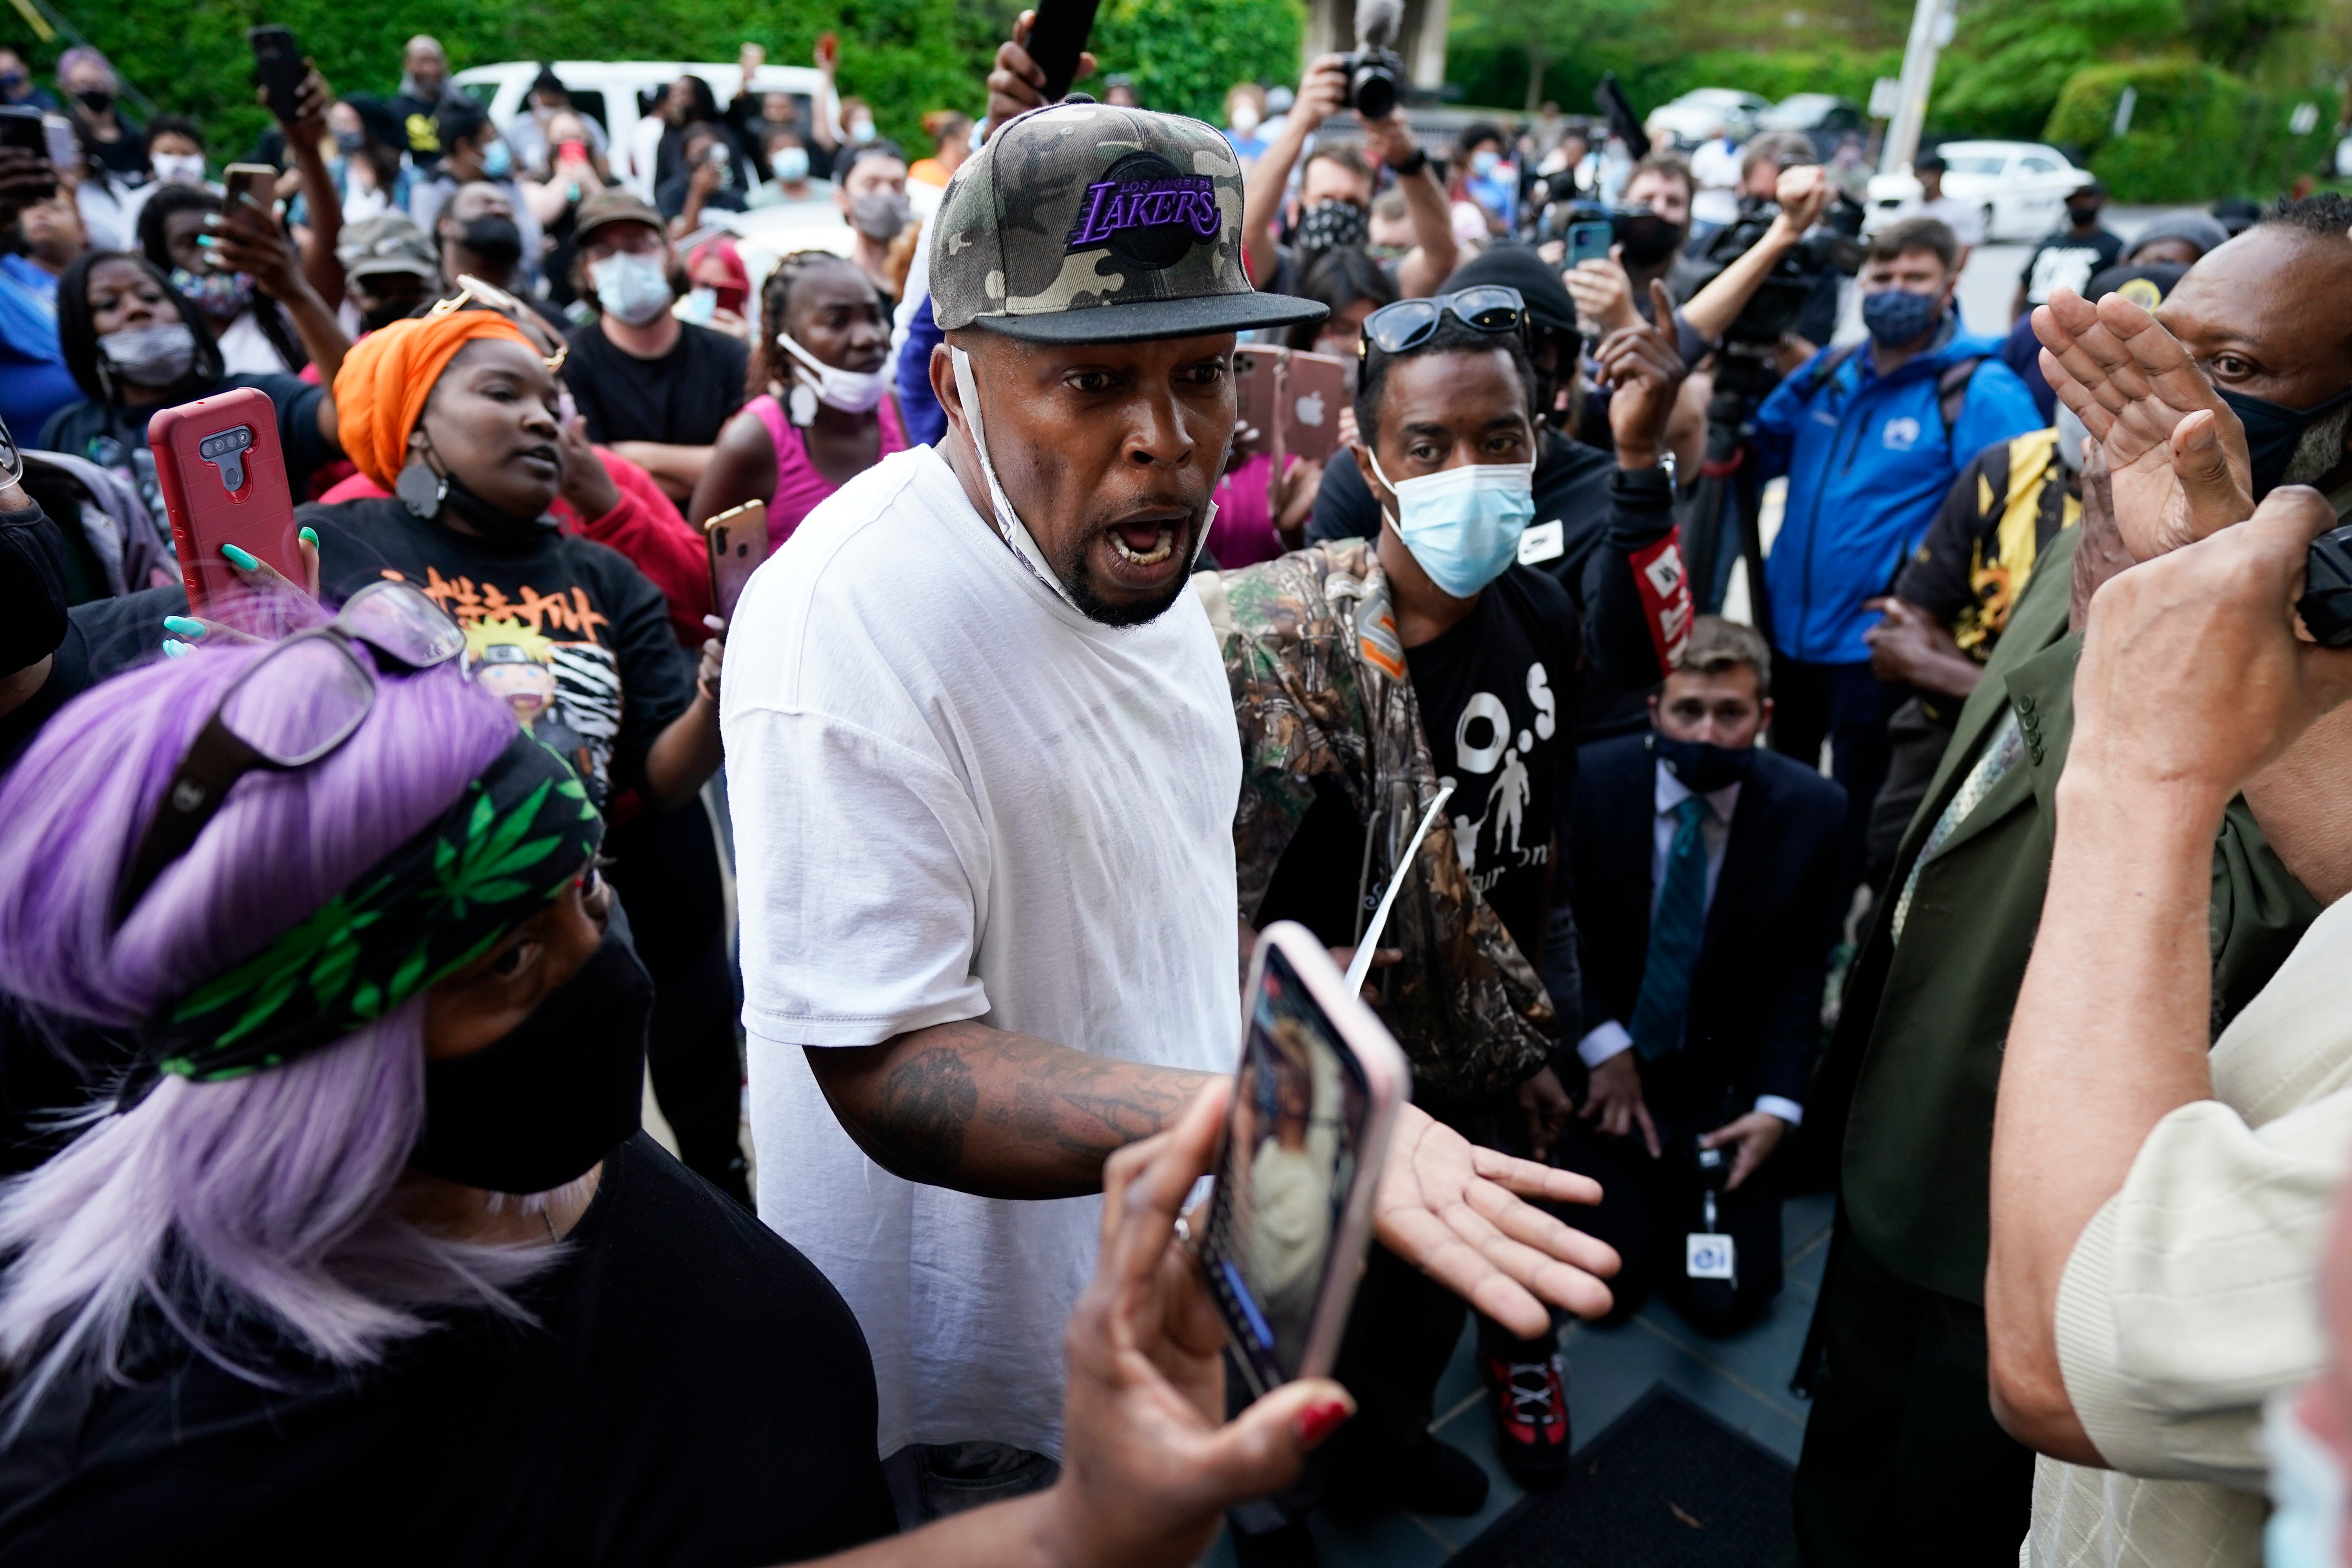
[1575,758,1804,1127]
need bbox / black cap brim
[970,290,1329,345]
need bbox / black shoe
[1481,1349,1572,1490]
[1330,1434,1490,1517]
[1229,1517,1321,1568]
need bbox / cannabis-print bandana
[142,730,604,1082]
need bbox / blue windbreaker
[1752,323,2044,664]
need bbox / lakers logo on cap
[1065,152,1220,270]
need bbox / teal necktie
[1630,794,1713,1061]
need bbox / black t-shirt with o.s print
[1402,563,1582,961]
[301,498,695,809]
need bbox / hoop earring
[396,452,449,520]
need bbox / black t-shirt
[0,1133,898,1567]
[303,497,695,808]
[564,320,749,449]
[1256,565,1579,965]
[39,375,338,521]
[2019,226,2125,307]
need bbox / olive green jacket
[1810,525,2322,1304]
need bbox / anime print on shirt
[398,565,624,804]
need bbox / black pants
[606,796,750,1206]
[1770,655,1904,909]
[1548,1105,1783,1333]
[1861,697,1955,893]
[1790,1233,2034,1567]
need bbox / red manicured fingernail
[1296,1399,1351,1446]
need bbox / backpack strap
[1800,341,1863,402]
[1936,356,1985,441]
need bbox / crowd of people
[1,16,2351,1568]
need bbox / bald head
[405,36,448,96]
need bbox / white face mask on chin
[777,330,886,414]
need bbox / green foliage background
[4,0,1299,163]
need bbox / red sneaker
[1481,1350,1572,1490]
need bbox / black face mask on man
[454,215,525,268]
[2217,386,2352,499]
[410,930,652,1194]
[1615,210,1686,267]
[1648,730,1755,794]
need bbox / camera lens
[1351,64,1396,120]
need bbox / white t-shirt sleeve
[730,703,994,1047]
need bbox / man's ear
[1756,695,1775,737]
[929,340,964,435]
[1348,437,1385,510]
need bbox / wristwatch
[1392,146,1428,178]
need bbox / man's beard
[1052,514,1201,628]
[2284,403,2352,486]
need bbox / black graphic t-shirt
[301,498,695,808]
[563,321,749,449]
[2019,227,2124,307]
[1405,564,1581,958]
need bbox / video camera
[1341,0,1407,120]
[1683,187,1867,398]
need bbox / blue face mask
[2266,1388,2350,1568]
[1861,286,1944,348]
[480,139,512,179]
[1368,452,1535,598]
[1472,149,1501,178]
[769,144,809,183]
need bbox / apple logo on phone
[1294,391,1326,428]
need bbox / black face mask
[444,466,561,546]
[359,297,416,333]
[1616,212,1686,267]
[411,930,652,1194]
[456,215,524,267]
[0,507,69,677]
[74,87,113,116]
[1650,731,1755,794]
[2216,385,2352,499]
[2066,203,2101,227]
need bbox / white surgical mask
[589,252,673,327]
[1229,104,1260,137]
[848,118,876,143]
[99,321,198,389]
[770,145,809,183]
[2267,1388,2352,1568]
[778,330,885,414]
[679,287,718,325]
[948,345,1216,613]
[1367,450,1536,598]
[150,151,205,187]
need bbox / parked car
[1863,140,2094,243]
[1759,94,1867,162]
[452,59,828,200]
[1644,88,1772,150]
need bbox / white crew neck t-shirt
[720,443,1244,1460]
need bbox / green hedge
[2044,56,2332,200]
[3,0,1300,169]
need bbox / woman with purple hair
[0,603,1352,1562]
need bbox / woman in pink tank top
[688,252,907,550]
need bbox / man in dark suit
[1559,616,1844,1329]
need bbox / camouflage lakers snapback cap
[929,102,1328,343]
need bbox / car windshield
[1942,154,2007,174]
[1761,96,1837,125]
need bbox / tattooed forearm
[806,1022,1213,1199]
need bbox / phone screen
[1203,942,1374,1395]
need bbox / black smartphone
[0,104,43,156]
[1026,0,1102,104]
[2302,523,2352,648]
[249,26,305,124]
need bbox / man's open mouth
[1109,520,1178,567]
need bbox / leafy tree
[1089,0,1306,122]
[1931,0,2185,142]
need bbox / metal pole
[1878,0,1948,177]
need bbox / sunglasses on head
[1359,286,1526,358]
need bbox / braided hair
[748,249,879,399]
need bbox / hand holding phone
[223,162,279,218]
[249,26,305,125]
[705,499,772,621]
[1024,0,1102,103]
[1200,923,1408,1397]
[1566,218,1614,270]
[149,387,304,613]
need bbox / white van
[451,59,829,200]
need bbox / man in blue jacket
[1751,216,2042,901]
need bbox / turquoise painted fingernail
[222,544,260,569]
[196,234,217,247]
[162,616,205,638]
[162,639,191,658]
[299,526,319,548]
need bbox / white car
[1864,140,2094,243]
[1644,89,1772,151]
[452,59,829,200]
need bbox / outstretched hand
[2032,287,2252,561]
[1374,1101,1618,1335]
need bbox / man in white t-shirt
[721,29,1620,1526]
[1891,154,1985,262]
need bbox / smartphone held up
[149,387,303,613]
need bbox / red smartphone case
[148,387,302,613]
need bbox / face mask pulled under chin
[100,321,198,389]
[1368,451,1535,598]
[947,344,1216,614]
[778,330,885,414]
[410,929,652,1194]
[2265,1387,2352,1568]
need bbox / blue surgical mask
[770,145,809,183]
[481,139,512,179]
[1367,452,1535,598]
[2266,1388,2350,1568]
[1861,287,1942,348]
[1472,149,1501,178]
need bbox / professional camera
[1342,0,1407,120]
[1680,186,1866,398]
